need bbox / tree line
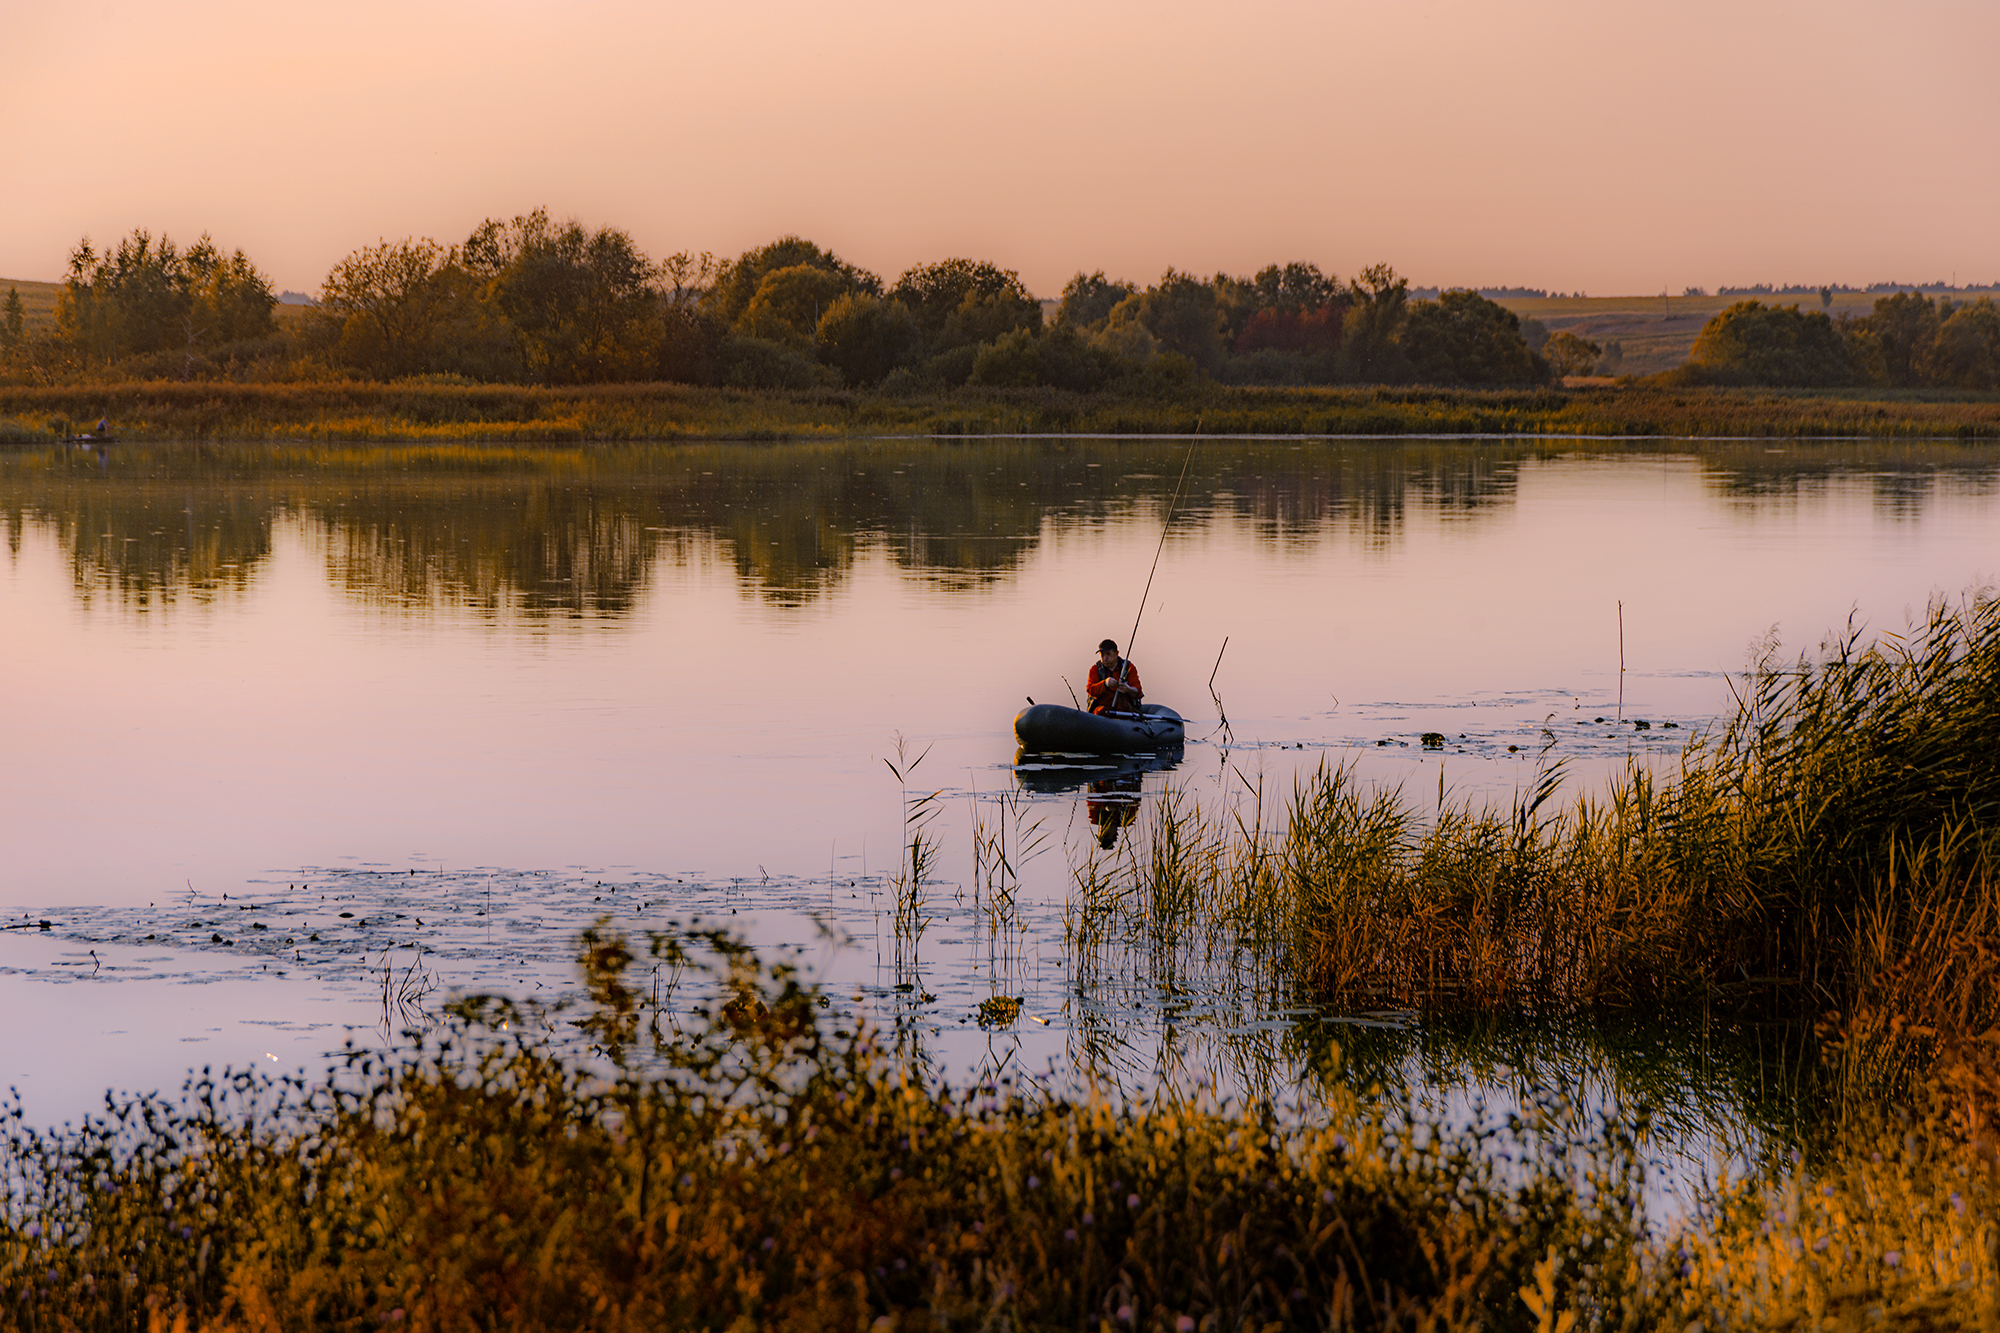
[1679,294,2000,391]
[0,214,1559,391]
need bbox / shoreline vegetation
[4,380,2000,444]
[5,599,1999,1329]
[5,215,2000,447]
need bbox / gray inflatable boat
[1013,702,1186,756]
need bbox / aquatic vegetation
[4,927,1991,1331]
[2,930,1666,1332]
[1087,593,2000,1113]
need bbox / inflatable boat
[1013,702,1185,756]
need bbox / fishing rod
[1111,426,1200,711]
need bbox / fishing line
[1118,427,1201,701]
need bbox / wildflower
[1177,1319,1195,1332]
[24,1224,38,1240]
[1322,1189,1336,1204]
[1082,1212,1094,1226]
[1883,1251,1901,1267]
[1128,1193,1141,1209]
[1064,1228,1078,1241]
[1117,1306,1134,1323]
[1951,1192,1965,1216]
[1028,1175,1040,1190]
[761,1237,776,1251]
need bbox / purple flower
[1027,1175,1040,1190]
[1082,1212,1094,1226]
[24,1224,39,1240]
[1064,1229,1078,1241]
[1952,1192,1966,1216]
[1322,1189,1336,1204]
[761,1237,776,1251]
[1883,1251,1901,1268]
[1117,1306,1135,1324]
[1176,1318,1196,1332]
[1127,1193,1141,1209]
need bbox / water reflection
[1014,750,1185,850]
[8,438,1992,617]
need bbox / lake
[2,436,1995,1184]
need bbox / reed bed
[1086,594,2000,1106]
[2,381,1998,442]
[6,930,1994,1331]
[3,931,1665,1333]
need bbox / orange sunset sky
[3,0,1995,298]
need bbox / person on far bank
[1087,638,1143,714]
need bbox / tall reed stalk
[1092,593,2000,1103]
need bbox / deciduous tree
[705,238,878,331]
[0,288,23,366]
[1399,289,1543,385]
[1339,263,1411,382]
[1123,269,1225,371]
[1542,331,1603,378]
[889,259,1040,351]
[1921,297,2000,390]
[1862,292,1942,387]
[56,230,275,371]
[740,265,860,347]
[814,293,919,385]
[318,238,478,379]
[1054,272,1134,330]
[1687,301,1863,387]
[464,209,661,383]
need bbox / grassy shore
[4,930,1993,1332]
[4,379,2000,443]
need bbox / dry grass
[1086,593,2000,1119]
[1,379,1998,442]
[1,929,1665,1333]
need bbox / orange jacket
[1086,658,1144,714]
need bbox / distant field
[1491,290,1997,377]
[0,277,60,332]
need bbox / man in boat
[1086,638,1143,714]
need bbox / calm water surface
[2,437,1995,1183]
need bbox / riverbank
[4,930,1993,1332]
[4,379,2000,443]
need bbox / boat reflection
[1012,746,1185,849]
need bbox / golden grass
[2,379,1998,442]
[4,926,1993,1331]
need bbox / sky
[4,0,1996,299]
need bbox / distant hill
[0,278,61,333]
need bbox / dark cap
[1097,639,1118,653]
